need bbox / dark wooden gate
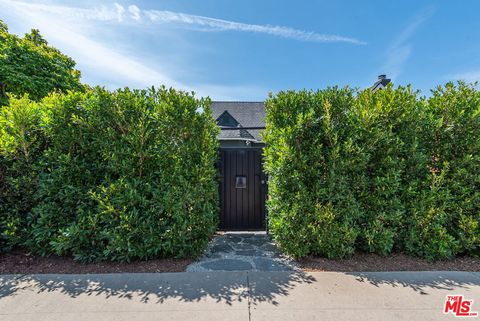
[218,148,266,230]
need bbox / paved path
[186,232,297,272]
[1,271,479,320]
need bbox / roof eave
[218,137,263,143]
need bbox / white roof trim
[218,137,261,142]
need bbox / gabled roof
[211,102,265,142]
[216,110,255,140]
[217,110,240,127]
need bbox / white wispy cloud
[1,0,365,45]
[1,1,181,87]
[449,71,480,83]
[128,5,141,22]
[382,7,434,80]
[0,0,274,99]
[0,0,366,99]
[143,10,366,45]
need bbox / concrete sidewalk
[1,271,479,321]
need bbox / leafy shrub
[352,86,426,255]
[0,95,52,252]
[0,87,219,261]
[264,88,362,258]
[404,165,460,260]
[405,82,480,259]
[264,82,480,260]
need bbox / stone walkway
[186,232,298,272]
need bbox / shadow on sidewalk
[346,271,480,295]
[0,270,316,305]
[2,271,477,304]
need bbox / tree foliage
[0,20,83,106]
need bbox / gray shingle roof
[210,102,265,142]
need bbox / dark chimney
[371,74,391,92]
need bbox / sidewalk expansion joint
[247,272,252,321]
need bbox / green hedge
[264,82,480,260]
[0,87,219,261]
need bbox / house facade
[211,102,267,230]
[210,75,389,230]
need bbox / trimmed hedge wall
[0,87,219,261]
[264,82,480,261]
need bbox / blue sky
[1,0,479,100]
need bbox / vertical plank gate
[218,148,266,230]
